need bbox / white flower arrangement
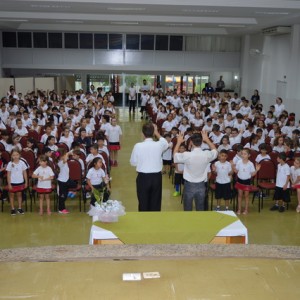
[87,188,125,223]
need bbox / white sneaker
[296,205,300,213]
[86,192,91,199]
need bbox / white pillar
[240,35,250,97]
[122,73,126,107]
[286,24,300,114]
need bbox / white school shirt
[106,125,122,143]
[209,132,224,144]
[229,134,242,146]
[290,166,300,184]
[162,142,173,161]
[86,154,107,169]
[14,127,28,137]
[86,167,106,186]
[34,166,54,189]
[255,154,271,163]
[59,136,74,149]
[276,163,290,188]
[129,87,136,100]
[130,137,169,173]
[140,94,149,106]
[217,144,232,151]
[235,160,255,180]
[244,143,259,152]
[162,120,175,133]
[273,145,285,153]
[57,160,69,182]
[214,161,232,184]
[6,160,27,184]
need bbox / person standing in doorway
[130,123,168,211]
[216,76,225,92]
[128,83,137,114]
[174,131,218,211]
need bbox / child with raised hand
[270,152,291,213]
[56,148,72,214]
[232,148,260,215]
[6,149,28,216]
[86,157,109,206]
[32,155,54,215]
[173,143,186,197]
[212,150,233,211]
[290,157,300,213]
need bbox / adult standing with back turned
[130,123,168,211]
[174,131,218,211]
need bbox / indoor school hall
[1,1,300,299]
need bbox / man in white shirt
[128,83,137,114]
[130,123,168,211]
[174,131,218,211]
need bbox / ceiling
[0,0,300,35]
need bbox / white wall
[0,78,14,97]
[1,48,240,74]
[240,31,300,115]
[15,77,34,95]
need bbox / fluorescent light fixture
[165,23,193,26]
[183,9,219,13]
[56,20,84,24]
[110,21,139,25]
[0,19,28,22]
[31,4,71,9]
[255,11,289,15]
[218,24,246,28]
[107,7,145,11]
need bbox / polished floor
[0,108,300,248]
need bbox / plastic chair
[56,142,69,152]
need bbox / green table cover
[95,211,237,244]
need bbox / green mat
[95,212,237,244]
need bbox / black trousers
[136,172,162,211]
[129,100,136,112]
[58,179,77,211]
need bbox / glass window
[126,34,139,50]
[109,34,122,50]
[141,35,154,50]
[64,33,78,49]
[33,32,47,48]
[48,33,62,48]
[80,33,93,49]
[94,34,108,49]
[18,32,32,48]
[2,32,17,47]
[155,35,168,51]
[170,36,183,51]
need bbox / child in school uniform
[255,143,271,163]
[86,157,109,206]
[290,157,300,213]
[173,144,186,197]
[6,149,28,215]
[232,148,260,215]
[162,133,173,175]
[270,152,291,213]
[32,155,55,215]
[105,118,122,166]
[212,150,233,211]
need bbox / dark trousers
[129,100,136,112]
[136,172,162,211]
[58,179,77,211]
[183,181,206,211]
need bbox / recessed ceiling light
[218,24,246,28]
[165,23,193,26]
[0,19,28,22]
[107,7,145,11]
[110,21,139,25]
[255,11,289,15]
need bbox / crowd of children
[144,89,300,214]
[1,85,300,215]
[0,86,122,215]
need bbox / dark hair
[190,133,202,147]
[219,149,228,155]
[39,154,49,163]
[90,144,98,151]
[278,152,286,161]
[142,123,154,138]
[236,144,244,152]
[90,157,102,169]
[212,124,220,132]
[72,150,81,156]
[45,135,55,146]
[258,143,267,151]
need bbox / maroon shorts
[109,142,120,151]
